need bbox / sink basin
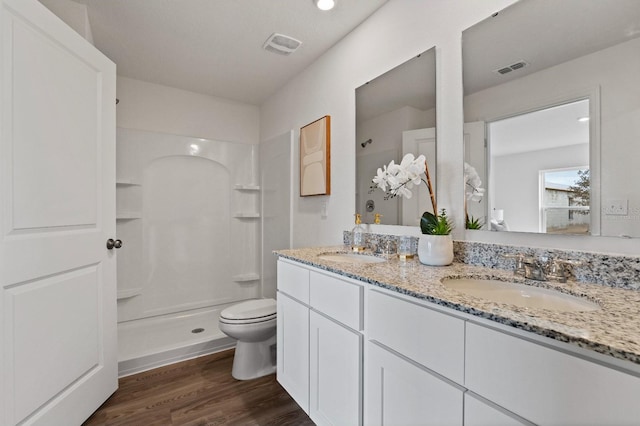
[442,278,600,312]
[317,253,387,264]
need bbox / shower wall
[116,128,261,323]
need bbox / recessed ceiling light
[577,116,590,122]
[315,0,335,11]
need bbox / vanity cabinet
[276,292,310,413]
[367,342,463,425]
[277,259,363,426]
[463,393,528,426]
[366,289,465,426]
[309,311,361,425]
[276,260,310,413]
[465,322,640,425]
[277,257,640,426]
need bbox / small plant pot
[418,234,453,266]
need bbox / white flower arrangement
[371,153,427,199]
[464,162,485,229]
[464,162,485,202]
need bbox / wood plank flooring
[83,349,314,426]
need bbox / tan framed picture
[300,115,331,196]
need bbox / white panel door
[0,0,117,425]
[402,127,436,225]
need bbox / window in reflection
[541,168,590,235]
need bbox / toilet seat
[219,298,276,325]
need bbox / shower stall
[115,128,291,376]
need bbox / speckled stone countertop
[275,246,640,366]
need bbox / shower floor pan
[117,306,235,377]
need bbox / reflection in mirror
[356,48,436,226]
[462,0,640,238]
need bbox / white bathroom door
[0,1,117,425]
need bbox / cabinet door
[309,311,362,426]
[276,292,309,413]
[464,393,528,426]
[466,323,640,425]
[366,342,463,426]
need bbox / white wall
[117,76,260,144]
[261,0,640,255]
[260,0,517,248]
[465,37,640,240]
[356,105,434,225]
[357,105,434,158]
[492,144,588,233]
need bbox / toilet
[218,298,277,380]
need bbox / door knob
[106,239,123,250]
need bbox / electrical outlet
[603,199,628,215]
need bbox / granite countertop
[275,246,640,366]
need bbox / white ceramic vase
[418,234,454,266]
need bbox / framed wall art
[300,115,331,196]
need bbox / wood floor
[83,349,314,426]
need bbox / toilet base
[231,335,277,380]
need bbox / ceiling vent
[262,33,302,56]
[494,60,529,75]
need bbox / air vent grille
[494,60,529,75]
[263,33,302,56]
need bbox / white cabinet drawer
[368,289,465,384]
[310,271,362,330]
[465,323,640,425]
[277,260,310,304]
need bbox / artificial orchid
[464,162,485,202]
[371,153,426,200]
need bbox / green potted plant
[371,153,454,265]
[418,208,454,265]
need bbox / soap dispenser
[351,214,366,252]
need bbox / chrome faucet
[503,254,582,282]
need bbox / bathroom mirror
[463,0,640,238]
[355,48,436,226]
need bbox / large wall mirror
[356,48,436,225]
[463,0,640,239]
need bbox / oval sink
[442,277,600,312]
[317,253,387,264]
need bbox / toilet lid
[220,298,276,321]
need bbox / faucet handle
[501,253,525,276]
[546,259,582,282]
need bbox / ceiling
[463,0,640,95]
[356,48,436,123]
[75,0,388,105]
[489,99,589,157]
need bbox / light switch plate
[603,199,628,215]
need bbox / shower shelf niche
[234,184,260,191]
[117,287,142,300]
[232,273,260,282]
